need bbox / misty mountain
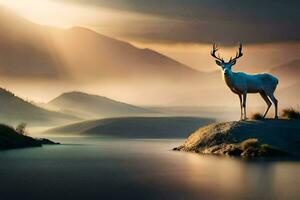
[57,27,202,82]
[0,88,80,126]
[0,8,67,79]
[0,8,201,82]
[47,91,155,119]
[44,117,214,138]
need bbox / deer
[210,43,279,120]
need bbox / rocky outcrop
[174,120,300,158]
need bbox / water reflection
[0,137,299,200]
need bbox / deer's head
[210,43,243,75]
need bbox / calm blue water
[0,137,299,200]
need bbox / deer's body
[211,44,279,120]
[223,71,278,94]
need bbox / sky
[1,0,300,71]
[64,0,300,44]
[15,0,300,44]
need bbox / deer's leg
[260,92,272,118]
[238,94,243,120]
[242,93,247,120]
[268,93,278,119]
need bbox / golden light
[0,0,123,28]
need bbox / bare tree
[16,123,27,135]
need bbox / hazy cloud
[54,0,300,45]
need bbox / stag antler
[229,43,243,63]
[210,43,224,63]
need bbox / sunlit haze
[2,0,300,72]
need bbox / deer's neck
[223,71,236,89]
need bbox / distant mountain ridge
[0,8,201,82]
[47,91,155,119]
[0,88,80,126]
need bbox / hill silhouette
[0,124,40,149]
[0,124,58,150]
[0,88,80,126]
[44,117,214,138]
[47,91,155,119]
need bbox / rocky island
[174,119,300,158]
[0,124,59,150]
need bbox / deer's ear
[230,60,236,66]
[215,60,222,66]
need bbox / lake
[0,137,299,200]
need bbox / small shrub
[258,144,288,157]
[241,142,288,158]
[282,107,300,119]
[16,123,27,135]
[240,138,259,151]
[251,113,264,120]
